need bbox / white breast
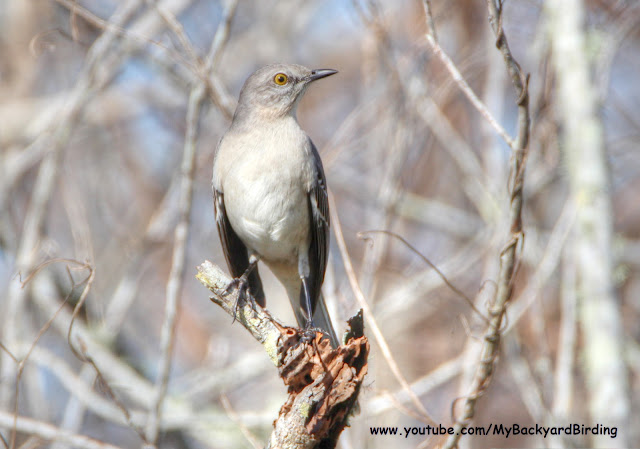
[214,118,314,264]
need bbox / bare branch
[422,34,516,150]
[546,0,630,445]
[220,394,261,449]
[145,2,238,442]
[196,261,367,449]
[331,196,435,425]
[0,411,126,449]
[0,0,142,415]
[444,1,530,446]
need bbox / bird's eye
[274,73,288,85]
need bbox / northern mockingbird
[212,63,339,347]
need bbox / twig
[444,0,530,446]
[18,281,270,435]
[0,411,126,449]
[350,0,420,312]
[420,0,437,41]
[13,344,133,426]
[368,355,463,416]
[25,270,262,446]
[330,195,435,424]
[52,0,237,121]
[196,263,284,360]
[220,395,261,449]
[178,351,269,401]
[196,261,367,449]
[411,89,496,216]
[202,0,238,71]
[7,260,95,449]
[0,0,142,417]
[375,231,489,324]
[355,0,496,216]
[144,1,238,443]
[358,230,489,323]
[101,174,182,338]
[423,33,516,150]
[506,200,576,330]
[17,260,145,447]
[144,0,202,68]
[143,83,201,449]
[504,335,549,448]
[58,180,181,449]
[52,0,194,72]
[595,3,640,100]
[421,2,516,150]
[392,191,484,238]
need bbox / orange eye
[274,73,288,85]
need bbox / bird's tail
[313,293,339,348]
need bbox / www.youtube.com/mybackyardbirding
[212,63,339,348]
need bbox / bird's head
[233,64,337,122]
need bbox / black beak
[307,69,338,82]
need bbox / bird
[212,63,339,348]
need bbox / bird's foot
[299,322,329,346]
[223,274,257,323]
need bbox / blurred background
[1,0,639,448]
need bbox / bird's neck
[231,105,300,131]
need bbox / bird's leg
[223,254,260,322]
[300,276,314,327]
[299,276,324,344]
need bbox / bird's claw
[223,275,258,323]
[299,323,327,346]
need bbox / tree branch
[444,0,530,446]
[196,261,368,449]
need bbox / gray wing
[213,189,265,306]
[305,139,330,314]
